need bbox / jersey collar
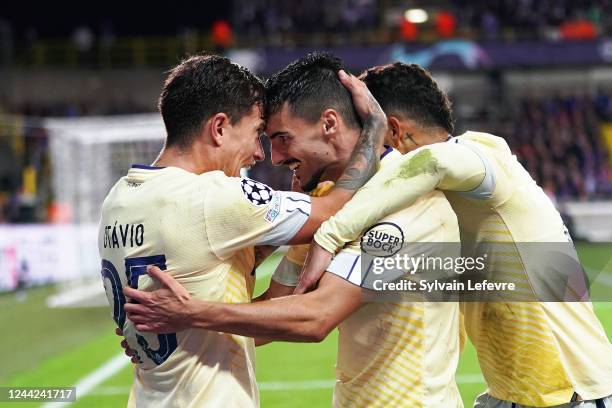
[380,145,393,160]
[131,164,166,170]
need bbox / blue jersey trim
[380,145,393,160]
[131,164,166,170]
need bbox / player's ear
[387,116,402,148]
[321,109,339,138]
[210,112,230,147]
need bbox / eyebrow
[268,131,290,140]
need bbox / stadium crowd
[231,0,610,45]
[452,0,610,40]
[3,0,611,66]
[510,92,612,203]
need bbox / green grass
[1,246,611,408]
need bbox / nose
[270,141,287,166]
[253,138,265,163]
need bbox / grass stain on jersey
[385,149,438,186]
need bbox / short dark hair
[158,54,265,148]
[265,52,360,129]
[359,62,454,134]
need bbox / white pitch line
[41,353,129,407]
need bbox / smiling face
[266,103,337,192]
[220,104,266,177]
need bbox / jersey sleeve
[445,138,496,200]
[324,241,363,286]
[204,176,312,260]
[271,245,309,287]
[314,141,487,254]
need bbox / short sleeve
[451,139,496,200]
[325,241,363,287]
[271,244,309,287]
[204,176,311,260]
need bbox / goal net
[38,114,166,305]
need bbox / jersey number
[101,255,177,365]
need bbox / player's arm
[252,247,305,345]
[251,278,296,347]
[291,141,489,293]
[252,278,293,348]
[314,141,487,254]
[124,267,361,343]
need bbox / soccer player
[98,54,385,407]
[124,54,464,407]
[296,62,612,408]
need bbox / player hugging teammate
[102,54,612,408]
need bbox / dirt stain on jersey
[385,149,438,186]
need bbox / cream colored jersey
[274,149,463,408]
[314,131,612,406]
[99,165,312,408]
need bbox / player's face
[267,104,335,192]
[225,104,266,176]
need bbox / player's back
[99,165,258,408]
[445,132,612,405]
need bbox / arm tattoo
[335,114,384,191]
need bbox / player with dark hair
[124,53,464,407]
[358,62,454,152]
[99,53,386,407]
[264,52,362,192]
[296,62,612,408]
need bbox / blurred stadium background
[1,1,612,407]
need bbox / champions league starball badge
[241,178,273,206]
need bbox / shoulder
[456,131,511,154]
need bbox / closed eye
[269,131,291,144]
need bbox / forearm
[334,117,384,191]
[315,143,485,253]
[187,294,332,342]
[252,280,296,345]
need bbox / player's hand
[115,328,139,364]
[294,241,334,294]
[123,265,192,333]
[338,70,387,131]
